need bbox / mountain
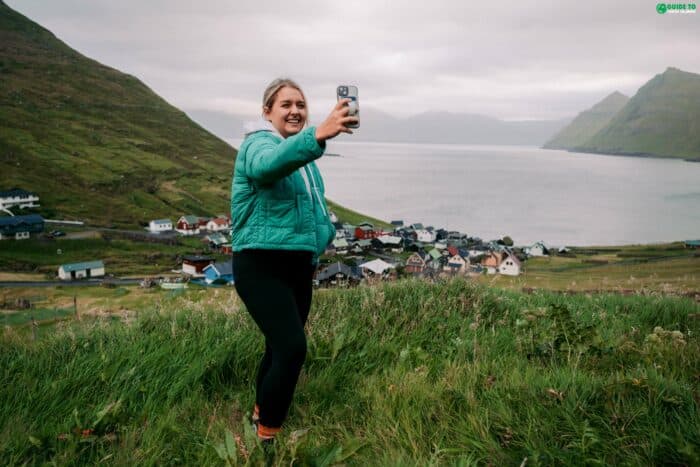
[356,110,571,146]
[543,91,629,150]
[366,112,568,146]
[574,68,700,161]
[189,106,571,147]
[0,1,236,227]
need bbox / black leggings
[232,249,315,428]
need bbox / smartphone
[336,85,360,129]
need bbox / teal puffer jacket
[230,125,336,260]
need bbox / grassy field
[2,236,698,299]
[474,243,700,296]
[1,278,698,465]
[0,233,225,277]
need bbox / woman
[230,78,357,444]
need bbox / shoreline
[542,146,700,163]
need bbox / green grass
[0,307,74,326]
[0,235,229,276]
[475,243,700,294]
[1,279,698,465]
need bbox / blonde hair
[262,78,307,114]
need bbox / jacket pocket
[265,198,297,229]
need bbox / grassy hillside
[576,68,700,161]
[475,242,700,295]
[1,279,698,465]
[543,91,628,150]
[0,1,235,227]
[325,199,392,230]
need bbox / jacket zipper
[304,164,328,217]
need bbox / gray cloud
[7,0,700,120]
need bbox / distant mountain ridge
[544,91,629,150]
[545,67,700,161]
[0,1,235,227]
[356,109,571,146]
[187,106,571,147]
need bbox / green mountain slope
[0,1,236,226]
[543,91,628,150]
[576,68,700,161]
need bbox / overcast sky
[7,0,700,121]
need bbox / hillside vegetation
[0,1,235,227]
[549,67,700,161]
[1,279,698,465]
[543,91,628,150]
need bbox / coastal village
[3,188,700,289]
[1,187,570,288]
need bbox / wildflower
[546,388,564,401]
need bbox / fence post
[31,317,38,341]
[74,295,79,321]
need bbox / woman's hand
[315,98,359,143]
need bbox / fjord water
[229,139,700,246]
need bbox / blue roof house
[0,214,44,240]
[203,261,234,285]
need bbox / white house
[481,251,504,275]
[359,258,395,277]
[0,188,40,210]
[416,229,436,243]
[58,260,105,280]
[525,241,549,257]
[204,232,228,247]
[205,217,230,232]
[331,238,349,254]
[376,235,403,252]
[148,219,173,233]
[498,253,522,276]
[444,254,469,273]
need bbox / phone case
[336,85,360,129]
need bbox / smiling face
[263,86,307,138]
